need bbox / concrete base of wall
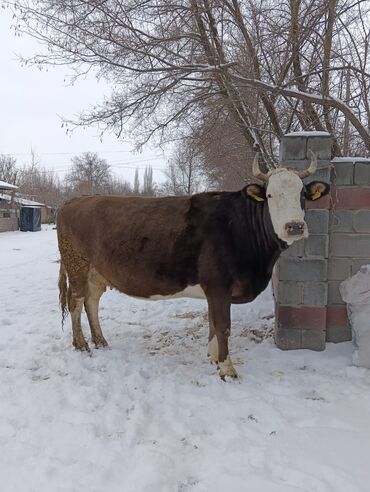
[326,305,352,342]
[275,304,326,350]
[275,327,326,351]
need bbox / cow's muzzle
[285,221,306,236]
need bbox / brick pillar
[327,157,370,342]
[274,132,370,350]
[274,132,332,351]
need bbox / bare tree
[191,106,256,190]
[0,149,63,210]
[0,155,19,185]
[65,152,111,195]
[162,141,205,195]
[107,176,133,196]
[8,0,370,161]
[142,165,155,196]
[17,155,64,209]
[133,168,140,195]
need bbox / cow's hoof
[219,371,238,381]
[73,339,91,352]
[220,374,239,382]
[218,356,238,379]
[93,337,108,349]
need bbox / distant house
[0,180,56,231]
[0,180,18,232]
[0,192,55,225]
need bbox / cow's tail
[58,260,69,326]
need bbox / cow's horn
[297,150,317,178]
[252,153,268,182]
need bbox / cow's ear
[245,184,266,203]
[304,181,330,201]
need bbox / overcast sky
[0,9,168,184]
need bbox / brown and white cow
[57,152,329,378]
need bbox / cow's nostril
[285,222,305,235]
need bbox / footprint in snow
[304,390,326,401]
[178,478,199,491]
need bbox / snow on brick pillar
[327,157,370,342]
[274,132,333,351]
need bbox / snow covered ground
[1,228,370,492]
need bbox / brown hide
[57,190,286,378]
[56,174,329,378]
[57,195,199,298]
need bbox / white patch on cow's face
[266,169,308,244]
[149,284,206,300]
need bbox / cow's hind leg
[70,297,90,352]
[58,232,90,351]
[68,271,91,351]
[84,268,108,348]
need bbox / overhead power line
[14,165,167,175]
[1,149,166,157]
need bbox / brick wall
[327,158,370,343]
[0,217,18,232]
[274,132,370,350]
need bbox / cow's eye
[267,193,272,198]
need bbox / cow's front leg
[207,305,218,364]
[207,292,237,379]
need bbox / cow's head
[245,151,330,244]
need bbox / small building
[0,180,18,232]
[0,181,57,231]
[0,191,55,226]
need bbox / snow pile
[340,266,370,368]
[1,228,370,491]
[332,157,370,163]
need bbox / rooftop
[0,180,18,191]
[0,193,45,208]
